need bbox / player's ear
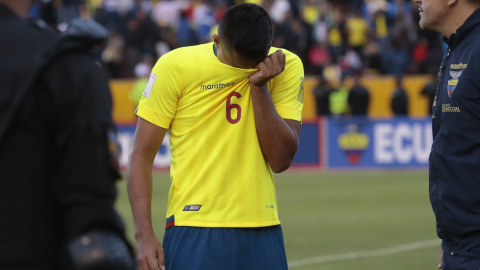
[446,0,458,6]
[213,34,221,50]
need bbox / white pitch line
[288,239,440,268]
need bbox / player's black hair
[218,3,273,62]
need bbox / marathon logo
[200,82,235,90]
[183,205,202,211]
[450,63,468,69]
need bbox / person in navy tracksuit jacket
[414,0,480,269]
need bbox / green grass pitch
[115,171,439,270]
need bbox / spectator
[328,14,344,63]
[102,30,124,78]
[127,9,161,57]
[345,10,369,57]
[421,70,438,114]
[291,15,314,70]
[363,34,382,70]
[373,9,389,49]
[130,55,154,105]
[342,47,362,76]
[330,78,349,116]
[193,0,216,43]
[412,38,430,73]
[391,75,409,116]
[309,42,330,72]
[275,10,295,51]
[348,72,370,115]
[314,14,329,44]
[57,0,82,25]
[387,12,417,74]
[313,76,333,116]
[269,0,290,24]
[31,0,447,77]
[176,11,196,47]
[100,0,120,31]
[151,0,182,27]
[323,56,342,83]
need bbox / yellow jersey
[346,17,369,47]
[136,43,304,227]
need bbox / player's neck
[440,4,479,38]
[0,0,35,18]
[216,53,232,67]
[217,48,258,69]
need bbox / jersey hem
[173,219,281,228]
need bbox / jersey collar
[443,8,480,49]
[213,43,217,56]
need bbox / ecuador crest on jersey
[448,70,464,97]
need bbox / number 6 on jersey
[226,91,242,124]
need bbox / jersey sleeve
[136,51,183,129]
[269,53,304,122]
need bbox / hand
[136,233,165,270]
[438,248,443,269]
[249,50,286,87]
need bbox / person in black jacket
[390,75,409,116]
[414,0,480,269]
[0,1,134,269]
[348,72,370,116]
[421,69,438,114]
[313,76,333,116]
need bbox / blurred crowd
[31,0,445,79]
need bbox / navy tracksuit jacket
[431,8,480,255]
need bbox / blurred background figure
[313,75,332,116]
[130,54,154,105]
[0,1,134,269]
[391,75,409,116]
[102,30,124,77]
[345,10,368,62]
[421,69,439,114]
[330,77,349,116]
[348,71,370,116]
[25,0,444,78]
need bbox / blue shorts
[162,221,288,270]
[443,241,480,270]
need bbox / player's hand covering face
[250,50,286,87]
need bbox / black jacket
[430,8,480,255]
[391,87,408,116]
[313,84,331,116]
[421,81,437,114]
[348,85,369,115]
[0,5,126,269]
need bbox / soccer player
[127,3,304,270]
[414,0,480,269]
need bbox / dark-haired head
[213,3,273,69]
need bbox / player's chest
[174,77,272,126]
[433,45,480,130]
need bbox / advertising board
[116,117,432,171]
[326,117,432,168]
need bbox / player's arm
[128,49,180,270]
[250,50,301,173]
[127,118,167,270]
